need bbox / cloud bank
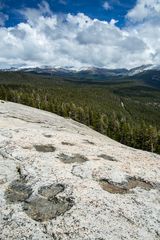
[0,0,160,69]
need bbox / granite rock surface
[0,101,160,240]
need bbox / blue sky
[0,0,160,69]
[1,0,136,27]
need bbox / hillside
[0,71,160,153]
[0,101,160,239]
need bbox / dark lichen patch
[99,177,154,194]
[61,142,75,146]
[98,154,117,162]
[127,178,154,191]
[38,184,65,199]
[100,180,128,194]
[59,153,88,164]
[23,183,74,222]
[5,179,33,203]
[5,179,74,222]
[34,145,56,153]
[23,196,74,222]
[16,165,23,178]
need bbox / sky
[0,0,160,69]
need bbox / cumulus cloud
[127,0,160,23]
[19,0,52,25]
[0,0,160,69]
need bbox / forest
[0,71,160,154]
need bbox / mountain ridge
[0,64,158,77]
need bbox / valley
[0,69,160,154]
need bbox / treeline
[0,84,160,154]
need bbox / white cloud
[0,0,160,69]
[127,0,160,23]
[103,1,111,11]
[19,0,52,25]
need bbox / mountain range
[1,64,160,89]
[1,64,159,76]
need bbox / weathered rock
[0,101,160,240]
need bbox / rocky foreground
[0,101,160,240]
